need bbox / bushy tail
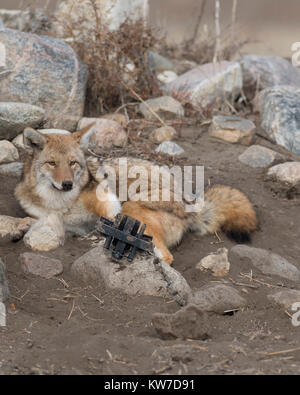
[190,185,258,242]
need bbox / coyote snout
[62,180,73,191]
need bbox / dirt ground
[1,124,300,375]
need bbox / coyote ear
[73,122,96,148]
[23,127,47,151]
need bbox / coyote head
[22,123,95,194]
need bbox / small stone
[0,258,9,302]
[0,102,45,141]
[0,141,19,164]
[0,216,35,243]
[196,248,230,277]
[230,245,300,282]
[155,141,184,156]
[268,289,300,311]
[149,126,177,144]
[157,71,178,84]
[19,253,63,279]
[189,284,247,314]
[164,61,243,110]
[267,162,300,185]
[0,162,24,177]
[139,96,184,121]
[209,115,255,146]
[39,129,71,135]
[239,145,284,168]
[152,304,210,340]
[77,117,127,151]
[101,113,128,127]
[23,214,65,252]
[148,51,176,73]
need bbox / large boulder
[254,85,300,155]
[238,55,300,100]
[0,28,87,131]
[164,61,243,111]
[71,239,191,302]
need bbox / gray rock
[0,162,24,177]
[239,55,300,100]
[77,117,127,151]
[0,28,87,131]
[71,239,191,301]
[148,51,176,73]
[230,245,300,282]
[19,253,63,279]
[267,162,300,185]
[254,85,300,155]
[152,304,209,340]
[189,284,247,314]
[139,96,184,121]
[209,115,255,146]
[0,258,9,302]
[0,102,45,140]
[268,289,300,311]
[155,141,184,156]
[239,145,284,168]
[0,140,19,164]
[12,129,71,150]
[149,126,177,144]
[164,61,243,111]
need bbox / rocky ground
[1,126,300,375]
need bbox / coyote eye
[46,161,56,167]
[70,161,78,167]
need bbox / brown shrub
[54,0,160,116]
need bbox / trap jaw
[97,214,154,262]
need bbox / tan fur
[16,129,258,265]
[87,157,258,264]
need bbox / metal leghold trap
[97,214,154,262]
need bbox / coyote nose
[62,181,73,191]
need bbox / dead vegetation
[54,0,160,116]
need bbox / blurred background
[1,0,299,58]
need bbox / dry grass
[54,0,160,116]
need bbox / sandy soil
[1,125,300,375]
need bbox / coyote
[15,124,258,264]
